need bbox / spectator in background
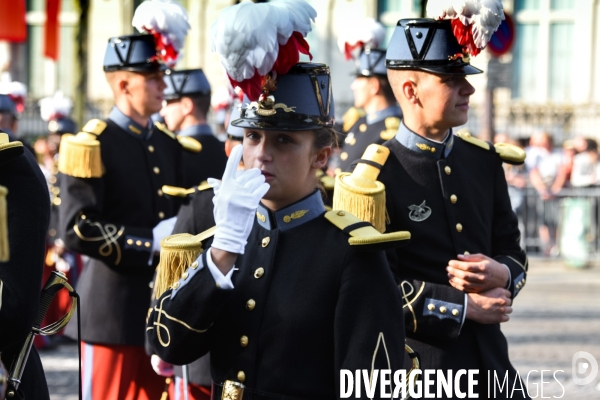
[571,138,600,187]
[495,133,528,215]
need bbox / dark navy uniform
[147,191,406,399]
[60,106,184,345]
[0,139,50,400]
[178,124,227,186]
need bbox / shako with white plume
[337,18,388,77]
[39,92,77,135]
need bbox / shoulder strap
[81,119,107,136]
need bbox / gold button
[182,271,189,280]
[191,261,199,270]
[450,194,457,204]
[359,123,367,132]
[53,197,62,206]
[456,223,463,232]
[427,304,435,311]
[136,240,142,246]
[127,239,133,245]
[172,282,180,289]
[337,211,345,216]
[431,147,436,153]
[340,152,348,161]
[464,251,470,255]
[158,189,163,196]
[49,229,57,237]
[145,241,151,248]
[158,212,165,219]
[81,215,86,220]
[452,309,459,316]
[240,335,249,347]
[153,167,160,174]
[148,145,155,153]
[237,371,246,382]
[246,299,256,311]
[261,237,270,247]
[439,306,447,314]
[254,267,264,279]
[445,166,451,175]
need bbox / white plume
[0,81,27,98]
[39,91,73,122]
[337,18,386,54]
[132,0,191,59]
[210,0,317,83]
[427,0,504,49]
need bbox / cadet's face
[418,73,475,129]
[242,129,321,209]
[160,100,185,132]
[350,77,372,109]
[127,71,166,115]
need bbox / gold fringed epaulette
[177,136,203,153]
[57,132,103,178]
[162,181,212,198]
[332,144,389,233]
[380,117,401,141]
[0,185,9,262]
[81,119,107,135]
[456,131,526,165]
[154,122,177,140]
[342,107,366,132]
[325,210,410,251]
[154,226,217,298]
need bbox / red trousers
[167,377,211,400]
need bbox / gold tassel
[154,226,217,298]
[0,185,8,262]
[160,377,171,400]
[57,132,103,178]
[332,144,390,233]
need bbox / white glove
[209,145,269,254]
[149,216,177,265]
[150,354,174,377]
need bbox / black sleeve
[172,189,215,236]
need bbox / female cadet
[147,1,410,399]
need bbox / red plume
[451,19,479,56]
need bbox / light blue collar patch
[256,190,325,231]
[109,107,152,140]
[395,121,454,159]
[178,123,213,137]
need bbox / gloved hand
[150,354,174,377]
[209,144,269,254]
[151,216,177,254]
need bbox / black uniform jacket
[148,191,406,399]
[378,124,528,398]
[178,124,227,187]
[339,106,402,172]
[60,114,184,346]
[0,148,51,400]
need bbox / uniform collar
[178,123,213,137]
[366,105,402,125]
[394,121,454,159]
[255,190,325,232]
[109,107,152,140]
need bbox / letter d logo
[572,351,598,385]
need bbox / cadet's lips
[261,171,275,180]
[456,101,469,110]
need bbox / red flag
[0,0,27,42]
[44,0,61,60]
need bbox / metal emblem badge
[408,201,432,222]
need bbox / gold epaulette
[177,136,203,153]
[332,144,389,232]
[456,131,526,165]
[162,181,212,198]
[325,210,410,248]
[154,226,217,298]
[380,116,400,141]
[81,119,107,136]
[154,122,176,139]
[57,132,103,178]
[342,107,366,132]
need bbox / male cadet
[337,20,402,173]
[340,7,529,399]
[58,29,189,400]
[160,69,228,187]
[0,95,18,142]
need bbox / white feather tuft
[337,18,386,54]
[210,0,316,83]
[0,81,27,98]
[39,91,73,122]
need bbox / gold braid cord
[73,215,124,265]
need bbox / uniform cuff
[502,263,512,290]
[207,248,235,290]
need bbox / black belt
[211,381,312,400]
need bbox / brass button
[337,211,345,216]
[340,152,348,161]
[172,282,180,289]
[254,267,264,279]
[439,306,447,314]
[431,147,436,153]
[450,194,457,204]
[456,223,463,232]
[182,271,189,280]
[452,309,459,316]
[145,241,151,248]
[158,211,165,219]
[261,237,270,247]
[427,304,435,311]
[136,240,142,246]
[464,251,470,255]
[148,145,155,153]
[246,299,256,311]
[127,239,133,245]
[240,335,249,347]
[237,371,246,382]
[153,167,160,174]
[191,261,199,270]
[359,123,367,132]
[445,166,451,175]
[53,197,62,206]
[49,229,57,237]
[158,189,163,196]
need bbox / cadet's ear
[312,145,331,170]
[180,97,195,116]
[403,79,418,104]
[370,77,381,97]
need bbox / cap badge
[408,201,432,222]
[448,52,471,64]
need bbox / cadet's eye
[277,135,293,144]
[245,131,260,141]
